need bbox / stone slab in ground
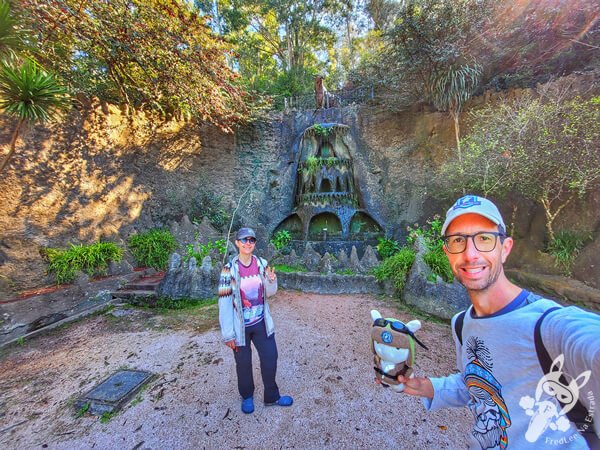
[75,370,155,415]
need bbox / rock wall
[1,71,599,296]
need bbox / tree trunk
[452,112,465,194]
[0,118,24,175]
[540,193,573,243]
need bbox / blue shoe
[241,397,254,414]
[265,395,293,407]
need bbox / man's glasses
[443,232,505,254]
[239,237,256,244]
[373,318,428,350]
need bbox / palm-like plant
[0,0,26,60]
[430,64,482,165]
[0,59,70,173]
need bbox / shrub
[335,268,355,276]
[372,247,416,292]
[127,229,177,270]
[424,247,454,283]
[185,239,227,263]
[376,237,400,259]
[546,231,592,276]
[406,216,454,282]
[45,242,123,284]
[270,230,292,251]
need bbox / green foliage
[441,94,600,241]
[270,230,292,250]
[335,268,355,276]
[185,239,227,263]
[190,186,230,231]
[373,247,416,292]
[313,124,332,137]
[546,231,592,276]
[0,0,28,59]
[376,237,400,259]
[152,296,217,310]
[424,247,454,283]
[75,402,90,418]
[20,0,251,130]
[45,242,123,284]
[305,156,319,175]
[406,216,444,250]
[127,229,177,270]
[0,58,70,173]
[272,264,308,273]
[15,336,24,346]
[99,411,116,423]
[406,216,454,282]
[0,59,69,121]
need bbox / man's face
[443,213,512,292]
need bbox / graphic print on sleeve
[464,336,512,450]
[238,258,264,327]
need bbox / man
[396,195,599,449]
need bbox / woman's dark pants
[233,321,280,403]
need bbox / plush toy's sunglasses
[373,318,429,350]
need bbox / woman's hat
[236,227,256,240]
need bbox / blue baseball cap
[236,227,256,240]
[442,195,506,236]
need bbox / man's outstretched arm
[398,373,471,410]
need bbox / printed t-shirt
[238,257,264,326]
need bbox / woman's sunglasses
[239,237,256,244]
[373,318,429,350]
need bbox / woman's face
[235,237,256,256]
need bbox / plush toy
[370,309,428,392]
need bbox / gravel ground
[0,291,471,449]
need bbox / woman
[218,227,293,414]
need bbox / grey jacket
[218,254,277,346]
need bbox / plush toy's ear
[406,320,422,333]
[371,310,382,321]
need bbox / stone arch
[308,212,342,241]
[273,214,303,240]
[349,212,383,236]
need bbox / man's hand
[396,375,434,399]
[225,340,237,351]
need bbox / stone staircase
[112,271,165,301]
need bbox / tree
[0,0,27,60]
[430,64,482,167]
[0,59,69,174]
[440,93,600,242]
[19,0,251,131]
[195,0,349,97]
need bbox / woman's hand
[266,266,277,282]
[225,340,237,352]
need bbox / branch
[222,183,253,265]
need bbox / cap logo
[453,195,481,210]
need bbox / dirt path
[0,291,471,449]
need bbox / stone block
[302,243,322,271]
[402,236,470,320]
[360,245,380,272]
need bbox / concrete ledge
[0,297,114,348]
[278,271,390,295]
[506,269,600,312]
